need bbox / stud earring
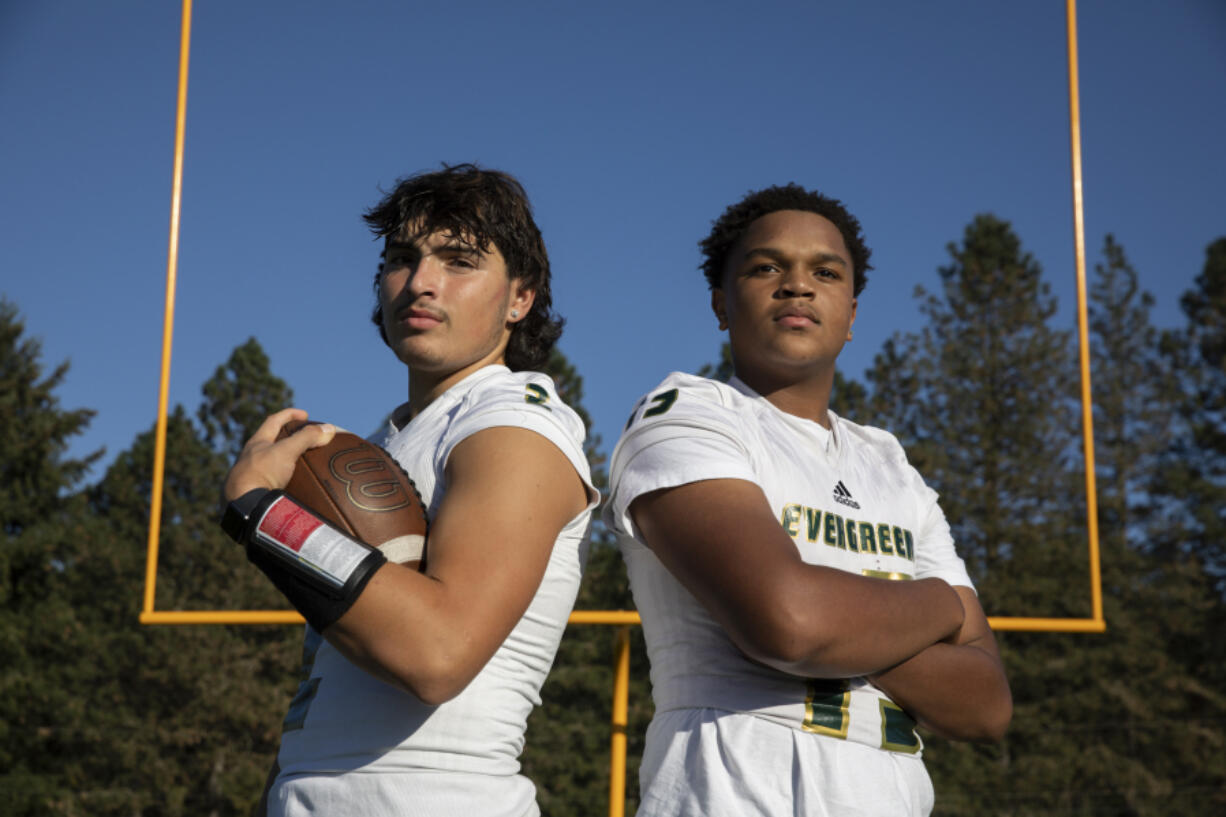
[510,310,519,319]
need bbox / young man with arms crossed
[221,165,597,816]
[606,185,1011,816]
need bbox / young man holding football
[605,184,1012,816]
[221,164,596,816]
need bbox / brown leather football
[279,421,429,571]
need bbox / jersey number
[524,383,552,410]
[803,679,920,754]
[624,388,679,429]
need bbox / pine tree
[850,335,919,430]
[0,299,101,537]
[1154,238,1226,689]
[0,300,102,814]
[1141,237,1226,812]
[59,410,295,815]
[873,214,1081,603]
[866,229,1226,815]
[998,235,1226,816]
[860,215,1092,813]
[197,337,295,459]
[831,369,868,419]
[1158,237,1226,590]
[6,340,304,816]
[1088,236,1175,550]
[696,341,734,383]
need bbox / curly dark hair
[699,183,872,297]
[364,163,563,371]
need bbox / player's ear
[711,289,728,331]
[508,281,535,324]
[846,297,857,341]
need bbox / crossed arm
[868,586,1011,741]
[225,408,590,705]
[629,477,1011,741]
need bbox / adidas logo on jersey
[832,480,861,510]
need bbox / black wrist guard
[220,489,387,632]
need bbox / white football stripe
[378,534,426,564]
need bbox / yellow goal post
[138,1,1102,815]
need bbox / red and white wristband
[221,489,386,631]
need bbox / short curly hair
[700,184,872,297]
[364,163,563,371]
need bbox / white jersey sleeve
[438,370,596,510]
[913,487,973,589]
[606,372,756,539]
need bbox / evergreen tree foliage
[197,338,295,459]
[0,336,302,815]
[0,299,102,537]
[832,368,869,420]
[1158,237,1226,590]
[864,230,1226,814]
[866,214,1081,604]
[51,409,297,815]
[1145,236,1226,811]
[946,235,1226,816]
[1088,236,1174,549]
[0,300,102,814]
[853,336,921,430]
[860,215,1092,812]
[696,341,734,383]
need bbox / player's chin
[759,348,835,376]
[764,334,826,358]
[389,345,439,372]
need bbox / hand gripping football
[279,421,429,570]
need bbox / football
[279,421,429,571]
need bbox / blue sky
[2,0,1223,479]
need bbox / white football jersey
[606,372,973,757]
[271,365,597,817]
